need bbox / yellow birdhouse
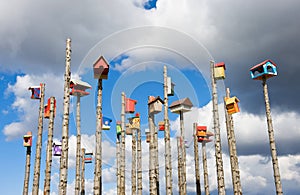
[225,96,240,114]
[23,131,32,147]
[214,62,226,80]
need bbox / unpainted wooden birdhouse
[145,130,150,143]
[250,59,277,80]
[125,98,137,113]
[53,142,62,156]
[158,121,165,131]
[148,96,163,115]
[169,97,193,114]
[225,96,240,115]
[167,77,175,96]
[214,62,226,80]
[23,131,32,147]
[70,79,91,97]
[84,153,93,163]
[28,85,42,99]
[93,56,110,79]
[125,123,132,135]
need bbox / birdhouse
[102,116,112,130]
[148,96,163,115]
[125,98,137,113]
[93,56,110,79]
[28,85,41,99]
[70,79,91,96]
[225,96,240,115]
[198,137,212,143]
[206,131,214,137]
[158,121,165,131]
[84,153,93,163]
[169,98,193,114]
[53,142,62,156]
[125,123,132,135]
[116,121,122,135]
[250,59,277,80]
[196,126,207,137]
[128,115,140,130]
[146,132,150,143]
[214,62,226,80]
[44,98,56,119]
[167,77,175,96]
[23,131,32,147]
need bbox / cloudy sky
[0,0,300,194]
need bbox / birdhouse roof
[148,96,164,105]
[70,79,91,89]
[226,96,240,104]
[169,97,193,108]
[250,59,277,71]
[93,56,109,69]
[215,62,226,70]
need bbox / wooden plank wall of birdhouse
[225,97,240,114]
[150,101,162,114]
[214,66,225,80]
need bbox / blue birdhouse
[84,153,93,163]
[28,85,41,99]
[102,116,112,130]
[250,59,277,80]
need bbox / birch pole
[262,77,283,195]
[163,65,172,194]
[75,96,81,195]
[132,129,137,195]
[149,102,157,194]
[177,136,182,195]
[32,83,45,195]
[120,92,126,194]
[179,111,187,194]
[210,60,226,195]
[224,88,242,195]
[23,142,31,195]
[193,123,201,195]
[116,139,121,195]
[137,127,143,195]
[94,79,103,195]
[59,38,72,195]
[44,97,56,194]
[155,126,160,195]
[202,141,210,195]
[81,148,85,195]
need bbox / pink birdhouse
[53,142,62,156]
[23,131,32,147]
[125,98,137,113]
[93,56,110,79]
[70,79,91,97]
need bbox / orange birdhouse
[44,98,56,119]
[70,79,91,97]
[23,131,32,147]
[225,96,240,114]
[93,56,110,79]
[214,62,226,80]
[125,98,137,113]
[148,96,163,115]
[158,121,165,131]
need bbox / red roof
[250,59,277,71]
[215,62,226,70]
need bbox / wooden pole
[262,77,283,195]
[120,92,126,194]
[23,145,31,195]
[202,141,210,195]
[43,97,56,194]
[59,38,72,195]
[163,65,173,194]
[149,100,157,194]
[94,78,103,195]
[193,123,201,195]
[155,126,160,195]
[177,136,182,195]
[116,139,121,195]
[210,60,226,195]
[75,96,81,195]
[32,83,45,195]
[137,127,143,195]
[81,148,85,195]
[224,88,242,195]
[179,111,187,194]
[132,129,137,195]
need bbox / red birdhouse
[70,79,91,97]
[148,96,163,115]
[93,56,110,79]
[28,85,42,99]
[196,126,207,137]
[125,98,137,113]
[158,121,165,131]
[214,62,226,80]
[225,96,240,115]
[23,131,32,147]
[44,98,56,119]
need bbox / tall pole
[179,111,187,194]
[202,141,210,195]
[94,79,103,195]
[155,126,160,195]
[149,101,157,194]
[210,60,226,195]
[44,97,56,194]
[23,144,31,195]
[120,92,126,194]
[177,136,182,195]
[132,129,137,195]
[32,83,45,195]
[262,77,283,195]
[59,38,72,194]
[163,65,173,194]
[116,139,121,195]
[75,96,81,195]
[81,148,86,195]
[193,123,201,195]
[224,88,242,195]
[137,127,143,195]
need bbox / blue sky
[1,0,300,194]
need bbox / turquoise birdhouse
[250,59,277,80]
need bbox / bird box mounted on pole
[28,85,42,99]
[225,96,240,114]
[125,98,137,113]
[23,131,32,147]
[148,96,164,115]
[93,56,110,79]
[145,129,150,143]
[70,79,91,96]
[214,62,226,80]
[84,153,93,163]
[250,59,277,80]
[169,97,193,114]
[158,121,165,131]
[102,116,112,130]
[196,126,207,137]
[53,142,62,156]
[128,114,140,130]
[126,123,132,135]
[44,98,57,119]
[167,77,175,96]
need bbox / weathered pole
[58,38,72,194]
[94,78,103,195]
[120,92,126,194]
[224,88,242,195]
[193,123,201,195]
[210,60,226,195]
[23,132,32,195]
[177,136,182,195]
[44,97,56,194]
[32,83,45,195]
[149,98,157,195]
[75,96,81,195]
[81,148,85,195]
[155,126,160,195]
[179,111,187,194]
[202,141,210,195]
[163,65,173,194]
[116,138,121,195]
[137,126,143,195]
[262,77,283,195]
[132,129,137,195]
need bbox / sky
[0,0,300,194]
